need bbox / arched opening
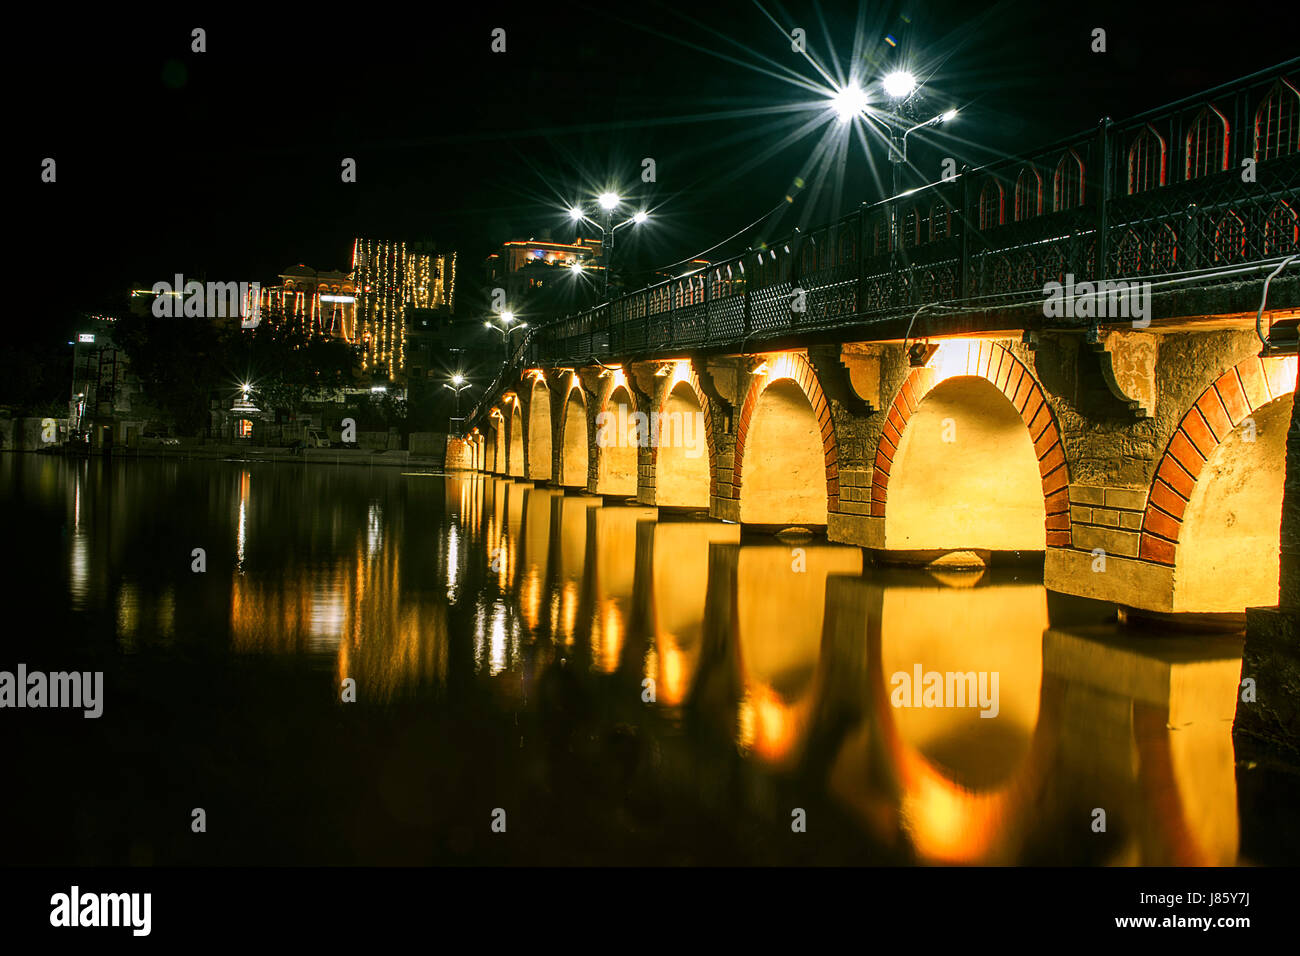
[508,404,524,477]
[655,381,709,509]
[596,385,638,497]
[885,376,1046,556]
[1173,394,1290,612]
[526,379,552,481]
[739,379,827,527]
[560,388,588,488]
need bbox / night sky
[14,0,1298,341]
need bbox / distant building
[257,266,358,339]
[353,238,456,381]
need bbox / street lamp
[568,194,650,299]
[484,315,529,358]
[444,373,472,433]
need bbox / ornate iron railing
[470,62,1300,425]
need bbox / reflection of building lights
[367,502,383,556]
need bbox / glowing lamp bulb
[633,211,648,224]
[942,108,958,122]
[831,83,869,123]
[882,70,917,99]
[598,192,620,210]
[568,206,584,221]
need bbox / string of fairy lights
[247,240,457,381]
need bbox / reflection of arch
[525,376,552,481]
[1138,355,1296,612]
[1185,104,1229,180]
[872,341,1070,550]
[651,373,713,509]
[596,383,638,496]
[724,543,863,767]
[865,577,1059,864]
[1052,149,1085,212]
[733,353,837,527]
[559,383,588,488]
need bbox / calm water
[1,455,1296,865]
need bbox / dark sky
[13,0,1298,341]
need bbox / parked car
[304,429,330,448]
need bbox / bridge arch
[558,379,588,488]
[1138,355,1296,612]
[650,369,714,509]
[733,352,837,528]
[506,398,524,477]
[489,411,504,473]
[525,375,553,481]
[873,341,1070,557]
[596,381,639,497]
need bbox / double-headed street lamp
[567,193,649,299]
[444,372,472,432]
[484,311,528,359]
[831,69,958,266]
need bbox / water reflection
[0,455,1261,864]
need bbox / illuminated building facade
[353,238,456,380]
[256,266,358,339]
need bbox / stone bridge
[459,63,1300,623]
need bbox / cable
[654,196,796,275]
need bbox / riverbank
[4,444,454,468]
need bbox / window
[1127,126,1167,194]
[979,180,1004,229]
[1254,78,1300,160]
[1185,105,1229,179]
[1053,150,1085,211]
[1014,167,1042,221]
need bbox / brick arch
[732,352,839,517]
[1139,355,1297,565]
[649,368,718,496]
[555,374,588,487]
[871,341,1071,546]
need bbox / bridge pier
[1237,383,1300,758]
[471,326,1295,621]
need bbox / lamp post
[484,313,529,359]
[568,196,649,300]
[444,373,472,434]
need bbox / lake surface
[1,455,1295,865]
